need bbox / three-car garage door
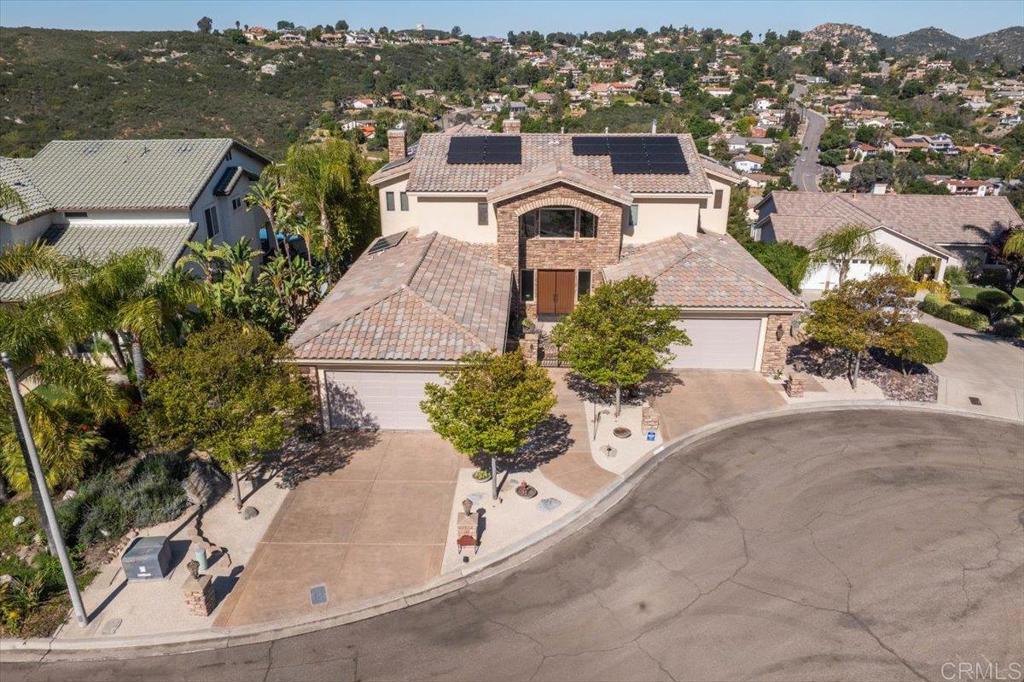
[667,318,763,370]
[325,371,439,430]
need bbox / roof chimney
[502,114,521,134]
[651,119,657,134]
[871,182,888,195]
[387,127,407,162]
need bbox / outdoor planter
[613,426,632,439]
[472,469,492,482]
[515,481,538,498]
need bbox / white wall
[187,146,267,247]
[416,195,497,244]
[622,197,702,245]
[698,176,731,235]
[377,175,419,236]
[0,213,54,249]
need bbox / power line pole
[1,353,88,627]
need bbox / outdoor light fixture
[776,324,784,341]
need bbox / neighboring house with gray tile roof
[1,138,270,301]
[293,124,806,430]
[755,190,1023,291]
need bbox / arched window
[520,206,597,239]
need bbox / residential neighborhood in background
[0,4,1022,681]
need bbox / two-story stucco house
[290,121,804,430]
[0,138,269,300]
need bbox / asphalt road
[6,410,1022,682]
[791,99,828,192]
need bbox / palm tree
[0,180,28,216]
[180,239,226,283]
[245,176,286,256]
[1000,229,1024,293]
[810,224,902,287]
[282,138,359,276]
[293,219,319,268]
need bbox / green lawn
[955,285,1024,302]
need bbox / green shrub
[943,266,968,286]
[894,323,948,368]
[973,289,1023,320]
[57,452,189,548]
[912,256,939,281]
[977,268,1009,289]
[939,304,990,331]
[991,316,1024,338]
[919,293,945,316]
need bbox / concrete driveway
[923,313,1024,419]
[652,369,785,438]
[14,409,1019,681]
[213,432,461,626]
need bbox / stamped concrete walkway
[538,369,617,498]
[214,432,461,626]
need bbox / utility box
[121,536,172,581]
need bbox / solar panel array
[571,136,688,175]
[367,230,407,255]
[446,136,522,164]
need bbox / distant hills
[803,23,1024,64]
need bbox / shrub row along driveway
[10,409,1021,681]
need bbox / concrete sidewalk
[214,432,461,626]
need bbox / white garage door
[325,371,439,430]
[668,318,762,370]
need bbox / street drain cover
[969,396,982,405]
[310,584,328,605]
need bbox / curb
[2,400,1018,662]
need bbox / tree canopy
[551,276,688,413]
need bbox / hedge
[991,316,1024,339]
[896,323,948,366]
[919,294,989,331]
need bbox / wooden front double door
[536,269,576,316]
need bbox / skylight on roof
[367,231,407,255]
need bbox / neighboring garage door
[325,371,439,430]
[668,318,762,370]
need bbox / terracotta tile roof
[384,130,710,195]
[603,233,803,311]
[290,232,512,361]
[765,191,1023,248]
[485,160,634,205]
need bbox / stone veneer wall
[495,184,624,317]
[760,313,797,374]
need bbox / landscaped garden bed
[789,340,939,403]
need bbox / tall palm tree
[282,138,357,276]
[245,176,286,256]
[180,238,226,283]
[810,224,902,287]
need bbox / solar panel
[367,230,407,255]
[572,135,687,173]
[447,136,522,164]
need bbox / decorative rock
[0,574,12,585]
[183,460,230,507]
[11,515,25,527]
[241,506,259,520]
[62,490,77,501]
[537,498,562,512]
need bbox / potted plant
[472,468,492,483]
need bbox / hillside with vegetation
[803,23,1024,65]
[0,27,487,157]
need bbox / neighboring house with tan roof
[1,138,269,301]
[754,190,1023,292]
[291,120,805,430]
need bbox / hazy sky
[1,0,1021,37]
